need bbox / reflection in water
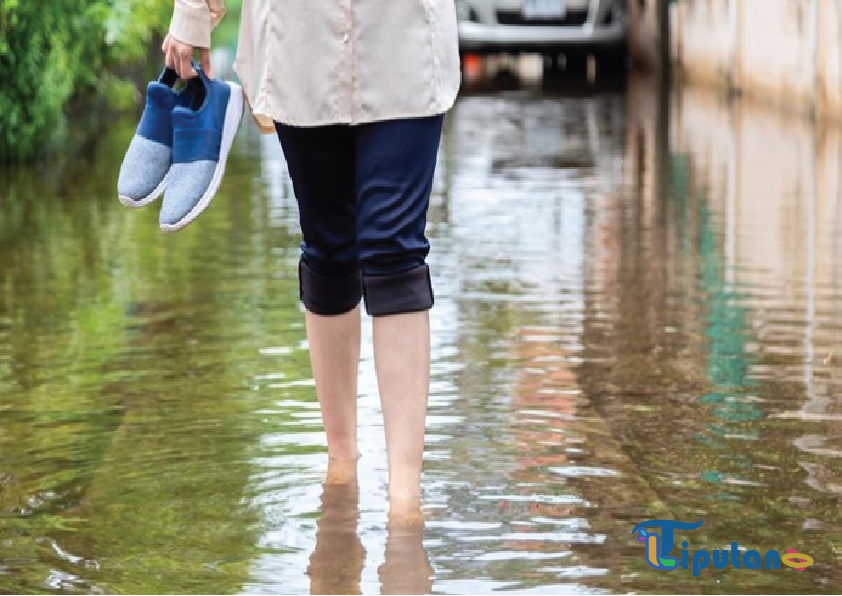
[4,65,842,593]
[306,463,433,596]
[308,469,365,595]
[378,523,433,596]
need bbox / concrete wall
[667,0,842,121]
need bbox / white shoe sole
[119,169,169,208]
[159,81,244,233]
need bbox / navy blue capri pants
[275,114,444,317]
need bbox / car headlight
[455,0,480,23]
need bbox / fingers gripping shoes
[117,68,194,208]
[159,65,244,232]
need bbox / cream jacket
[169,0,462,133]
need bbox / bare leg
[373,310,431,503]
[306,305,362,463]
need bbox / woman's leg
[373,311,431,500]
[276,123,362,463]
[304,307,362,461]
[354,115,445,502]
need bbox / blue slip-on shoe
[159,64,244,232]
[117,68,195,208]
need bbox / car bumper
[458,21,626,52]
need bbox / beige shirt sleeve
[169,0,226,48]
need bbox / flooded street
[3,67,842,593]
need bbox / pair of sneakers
[117,64,243,232]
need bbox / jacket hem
[241,93,459,131]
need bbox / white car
[456,0,628,69]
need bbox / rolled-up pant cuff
[362,264,434,317]
[299,260,362,315]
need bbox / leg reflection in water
[379,499,434,595]
[307,461,366,595]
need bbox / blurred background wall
[667,0,842,122]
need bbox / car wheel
[594,44,630,77]
[562,50,589,76]
[541,52,562,74]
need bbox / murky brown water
[2,65,842,594]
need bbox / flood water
[2,63,842,594]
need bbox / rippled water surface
[3,68,842,594]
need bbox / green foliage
[0,0,172,164]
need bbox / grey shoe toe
[159,161,217,228]
[118,136,172,205]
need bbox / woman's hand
[162,34,213,79]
